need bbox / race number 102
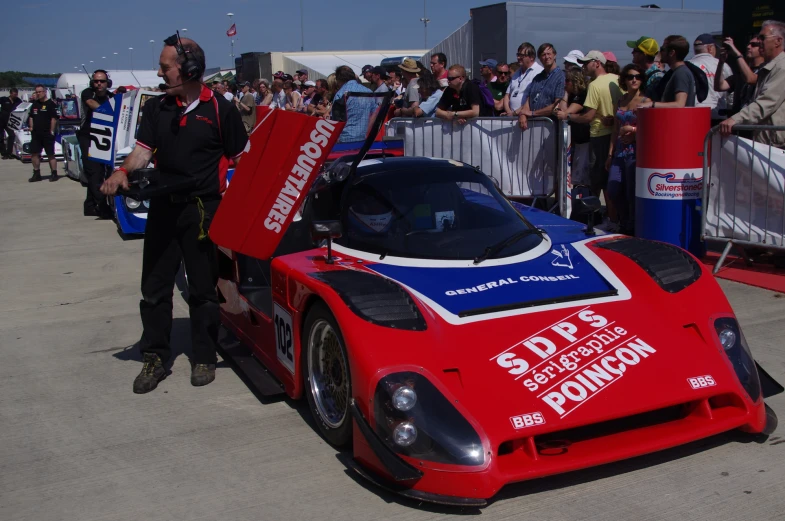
[274,303,295,374]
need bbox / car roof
[355,156,474,176]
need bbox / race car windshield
[339,165,543,260]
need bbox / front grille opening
[498,403,693,457]
[536,405,687,450]
[709,393,746,412]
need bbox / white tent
[281,50,427,81]
[57,70,162,92]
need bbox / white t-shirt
[506,62,544,111]
[223,92,234,102]
[689,53,732,118]
[269,90,287,109]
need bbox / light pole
[227,13,234,68]
[113,52,119,71]
[419,0,430,49]
[149,40,155,70]
[299,1,304,51]
[129,47,135,70]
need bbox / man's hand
[456,118,467,125]
[636,101,653,110]
[555,109,569,121]
[723,37,742,59]
[100,170,129,196]
[601,115,614,127]
[518,113,528,130]
[719,118,737,137]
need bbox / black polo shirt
[28,99,58,134]
[136,85,248,197]
[0,96,22,121]
[78,87,113,137]
[437,80,492,117]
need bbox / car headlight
[125,197,141,210]
[374,372,484,466]
[714,317,761,402]
[392,385,417,411]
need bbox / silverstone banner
[705,134,785,247]
[210,110,345,259]
[386,117,556,198]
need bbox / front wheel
[302,302,352,448]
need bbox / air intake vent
[310,271,426,331]
[596,237,701,293]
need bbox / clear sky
[2,0,723,73]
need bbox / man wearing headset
[78,70,114,217]
[100,35,248,394]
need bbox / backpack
[471,79,496,114]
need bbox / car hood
[333,231,626,326]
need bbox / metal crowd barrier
[386,117,561,207]
[701,125,785,273]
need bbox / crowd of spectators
[216,21,783,229]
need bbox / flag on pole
[226,23,237,37]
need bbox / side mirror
[571,196,602,235]
[311,221,342,264]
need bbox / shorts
[589,134,612,194]
[30,132,56,156]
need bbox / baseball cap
[303,80,316,87]
[563,49,584,66]
[398,57,421,73]
[602,51,618,63]
[240,81,250,87]
[371,66,389,79]
[577,50,606,65]
[362,64,374,74]
[694,33,716,45]
[479,58,498,68]
[626,36,659,57]
[293,80,302,87]
[273,70,285,78]
[295,69,308,74]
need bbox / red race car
[208,102,782,507]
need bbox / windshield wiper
[473,228,546,265]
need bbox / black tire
[302,301,352,448]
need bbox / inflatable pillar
[635,107,710,256]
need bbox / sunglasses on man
[496,70,510,76]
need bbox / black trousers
[5,129,14,156]
[78,135,110,213]
[139,197,221,365]
[0,119,9,156]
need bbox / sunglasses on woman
[625,74,643,81]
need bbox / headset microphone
[159,81,187,90]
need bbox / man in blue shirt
[518,43,565,130]
[330,65,375,143]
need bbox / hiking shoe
[133,353,167,394]
[191,363,216,387]
[49,172,59,182]
[29,171,42,183]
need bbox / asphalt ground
[1,158,784,521]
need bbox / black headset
[92,69,112,88]
[165,31,203,83]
